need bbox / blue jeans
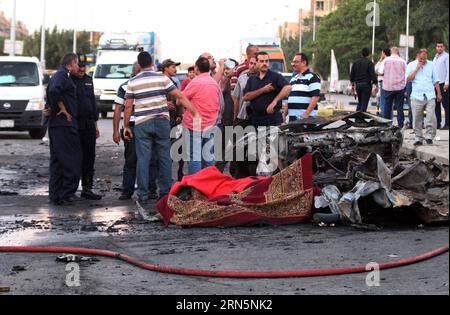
[122,126,158,195]
[435,83,450,127]
[184,127,216,175]
[383,89,405,128]
[406,82,413,125]
[134,118,172,200]
[379,82,387,116]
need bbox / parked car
[0,56,47,139]
[336,80,351,95]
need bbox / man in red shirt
[231,45,259,92]
[182,57,221,175]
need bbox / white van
[93,51,139,118]
[0,56,46,139]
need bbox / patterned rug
[157,154,314,227]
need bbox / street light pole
[73,9,77,53]
[73,30,77,53]
[312,2,316,42]
[406,0,410,61]
[40,0,46,68]
[298,8,303,53]
[372,0,377,60]
[312,1,316,63]
[10,0,17,56]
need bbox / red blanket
[157,154,314,227]
[169,168,267,199]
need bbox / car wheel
[29,127,47,140]
[101,111,108,119]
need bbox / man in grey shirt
[230,57,258,178]
[232,56,258,127]
[434,41,449,130]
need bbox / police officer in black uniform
[71,55,102,200]
[47,53,82,206]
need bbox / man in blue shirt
[46,53,82,206]
[243,52,292,127]
[406,49,443,146]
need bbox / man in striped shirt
[123,52,199,203]
[288,53,321,121]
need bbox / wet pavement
[0,116,448,295]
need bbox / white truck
[0,56,47,139]
[93,51,139,118]
[94,32,162,118]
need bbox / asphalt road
[0,102,448,295]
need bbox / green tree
[0,36,5,56]
[281,17,315,73]
[23,27,93,69]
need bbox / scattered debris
[136,200,163,223]
[0,287,10,293]
[12,266,26,272]
[388,254,399,258]
[315,153,449,226]
[0,191,19,196]
[229,112,449,227]
[56,254,100,263]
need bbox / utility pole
[312,1,316,63]
[312,5,316,42]
[406,0,410,61]
[372,0,377,60]
[40,0,46,68]
[10,0,17,56]
[298,8,303,53]
[73,9,77,53]
[73,30,77,53]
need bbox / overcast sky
[0,0,310,62]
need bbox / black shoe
[119,191,133,201]
[414,141,423,146]
[442,125,450,130]
[49,198,60,205]
[81,189,102,200]
[426,139,433,145]
[57,198,75,206]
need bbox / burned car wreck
[229,112,449,226]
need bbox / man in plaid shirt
[380,47,407,128]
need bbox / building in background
[278,0,341,39]
[0,10,28,38]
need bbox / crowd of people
[351,42,449,146]
[44,41,448,206]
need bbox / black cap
[161,59,181,71]
[78,54,87,67]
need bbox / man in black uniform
[72,55,102,200]
[47,53,81,206]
